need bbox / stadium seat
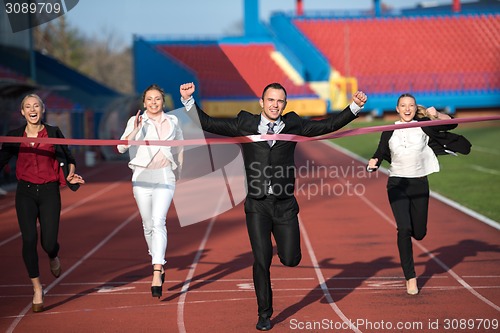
[294,14,500,95]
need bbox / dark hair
[261,82,287,100]
[142,84,165,103]
[397,93,416,106]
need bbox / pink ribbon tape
[1,116,499,147]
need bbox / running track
[0,141,498,333]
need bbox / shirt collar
[260,114,282,127]
[143,111,167,123]
[395,120,417,124]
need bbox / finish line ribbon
[1,115,499,147]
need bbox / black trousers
[244,195,302,319]
[387,176,429,280]
[15,180,61,278]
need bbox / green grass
[333,120,500,222]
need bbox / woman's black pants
[387,176,429,280]
[15,180,61,278]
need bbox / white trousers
[132,167,175,265]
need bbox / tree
[34,18,132,94]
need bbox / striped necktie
[267,122,275,147]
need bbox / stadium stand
[157,43,255,98]
[294,14,499,95]
[157,43,316,99]
[134,1,499,114]
[0,64,80,116]
[0,64,27,82]
[42,91,78,111]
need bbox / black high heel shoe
[151,268,164,298]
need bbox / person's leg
[272,196,301,268]
[409,177,429,241]
[15,182,41,279]
[15,182,45,310]
[38,183,62,278]
[134,171,164,297]
[133,170,154,258]
[245,197,274,320]
[405,177,430,294]
[149,168,175,267]
[31,277,44,312]
[38,183,61,257]
[150,181,175,287]
[387,177,415,280]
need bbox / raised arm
[117,110,143,153]
[180,82,240,137]
[301,90,368,137]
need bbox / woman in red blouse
[0,94,85,312]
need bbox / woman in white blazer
[117,84,183,298]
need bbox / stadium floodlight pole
[28,0,36,83]
[296,0,303,16]
[374,0,381,17]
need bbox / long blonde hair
[416,104,438,120]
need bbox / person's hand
[134,109,143,129]
[67,173,85,184]
[425,106,439,119]
[353,91,368,108]
[367,158,378,172]
[180,82,195,100]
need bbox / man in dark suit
[180,82,367,331]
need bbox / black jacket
[371,117,471,167]
[191,103,357,199]
[0,123,80,191]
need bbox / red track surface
[0,141,498,333]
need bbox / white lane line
[0,166,112,211]
[0,179,125,247]
[324,141,500,229]
[320,141,500,312]
[6,211,139,333]
[0,296,261,320]
[462,275,500,278]
[299,215,363,333]
[472,146,500,155]
[357,190,500,312]
[176,213,221,333]
[469,164,500,176]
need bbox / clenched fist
[180,82,195,100]
[353,91,368,108]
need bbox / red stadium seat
[158,43,316,98]
[294,14,500,94]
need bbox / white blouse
[388,121,439,178]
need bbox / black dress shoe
[256,316,271,331]
[50,257,61,278]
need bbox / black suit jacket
[372,117,471,167]
[191,103,358,199]
[0,123,80,191]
